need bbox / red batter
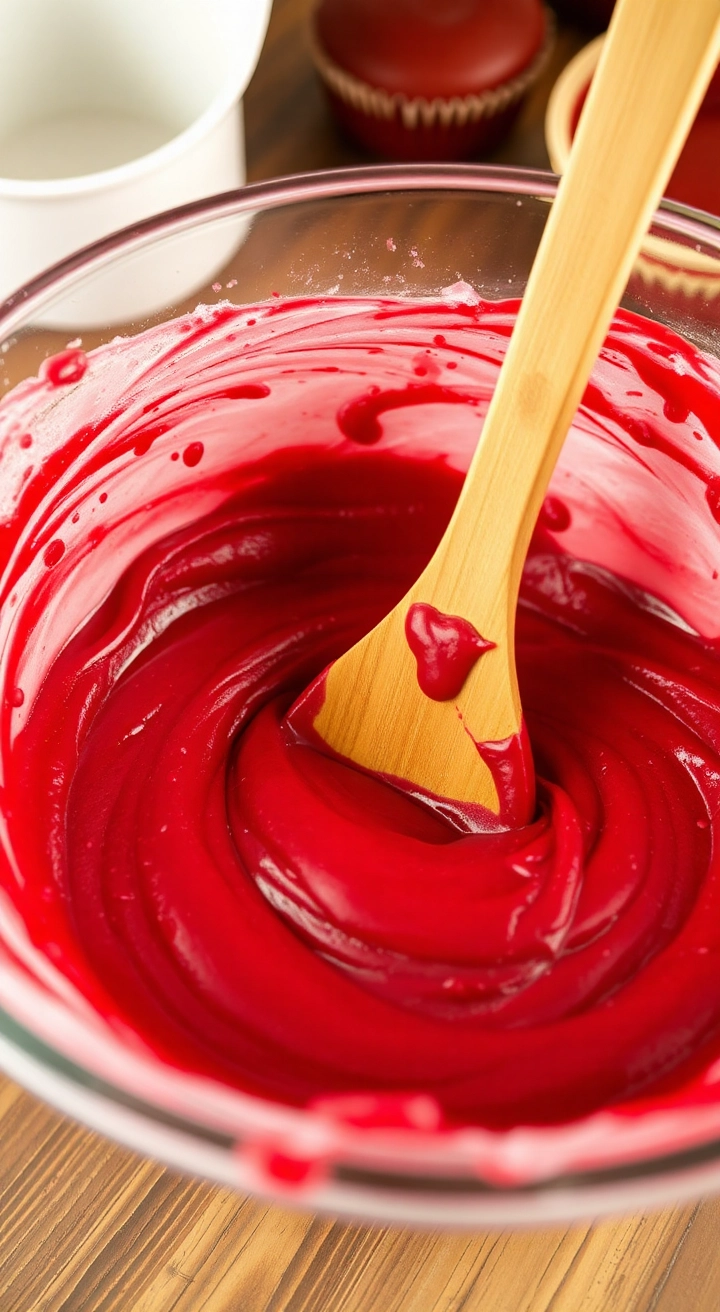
[3,292,720,1130]
[404,602,495,700]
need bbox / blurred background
[245,0,603,180]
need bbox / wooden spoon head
[288,588,534,829]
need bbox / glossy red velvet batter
[405,602,495,700]
[4,293,720,1130]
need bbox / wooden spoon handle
[428,0,720,625]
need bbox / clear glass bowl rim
[2,161,720,333]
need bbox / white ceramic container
[0,0,272,323]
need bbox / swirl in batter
[3,292,720,1128]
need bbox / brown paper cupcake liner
[310,8,555,131]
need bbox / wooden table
[3,2,720,1308]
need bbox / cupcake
[546,38,720,317]
[311,0,554,161]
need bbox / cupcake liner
[633,235,720,301]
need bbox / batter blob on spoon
[3,293,720,1131]
[404,601,495,699]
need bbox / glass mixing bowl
[2,165,720,1228]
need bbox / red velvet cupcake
[546,37,720,325]
[311,0,554,161]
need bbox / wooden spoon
[292,0,720,825]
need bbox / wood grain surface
[3,1,720,1309]
[3,1064,720,1312]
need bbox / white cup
[0,0,272,324]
